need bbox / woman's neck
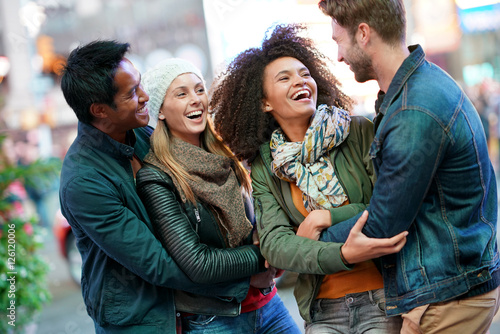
[280,121,309,142]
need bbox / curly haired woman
[211,24,406,333]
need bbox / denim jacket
[321,45,500,316]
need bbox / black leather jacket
[136,163,265,316]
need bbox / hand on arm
[250,266,278,289]
[340,210,408,264]
[296,209,331,240]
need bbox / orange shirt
[290,182,383,299]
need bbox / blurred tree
[0,133,56,333]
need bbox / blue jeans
[181,293,301,334]
[305,289,402,334]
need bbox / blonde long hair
[150,117,251,205]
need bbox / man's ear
[356,22,371,47]
[90,103,108,119]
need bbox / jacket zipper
[257,199,264,230]
[194,208,201,233]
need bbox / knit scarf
[144,138,253,248]
[270,104,351,211]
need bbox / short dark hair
[318,0,406,45]
[60,40,130,124]
[210,24,352,162]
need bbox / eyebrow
[274,67,309,79]
[172,81,204,91]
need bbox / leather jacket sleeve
[136,165,264,284]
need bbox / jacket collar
[377,44,426,117]
[78,122,136,160]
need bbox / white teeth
[186,110,202,118]
[291,89,311,100]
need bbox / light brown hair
[318,0,407,45]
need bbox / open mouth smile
[291,89,312,101]
[186,110,203,120]
[137,103,148,115]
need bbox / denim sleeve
[321,110,445,241]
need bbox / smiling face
[160,73,208,147]
[100,59,149,141]
[331,20,375,83]
[262,57,318,138]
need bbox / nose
[190,92,202,105]
[293,74,306,86]
[337,50,344,63]
[138,84,149,102]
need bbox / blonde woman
[135,58,301,334]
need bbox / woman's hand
[296,210,331,240]
[341,210,408,265]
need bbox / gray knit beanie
[142,58,204,123]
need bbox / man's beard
[349,44,376,83]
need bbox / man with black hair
[59,40,250,333]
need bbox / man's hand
[296,210,331,240]
[341,210,408,264]
[250,266,278,289]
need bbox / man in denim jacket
[311,0,500,332]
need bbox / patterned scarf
[271,104,351,211]
[145,138,253,248]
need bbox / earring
[158,114,166,120]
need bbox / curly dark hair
[210,23,353,162]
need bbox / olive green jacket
[251,116,375,322]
